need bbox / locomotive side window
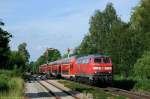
[94,58,102,63]
[103,57,110,63]
[82,58,89,64]
[77,58,82,64]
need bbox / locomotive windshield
[103,57,110,63]
[94,58,102,63]
[94,57,110,63]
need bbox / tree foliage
[0,21,12,69]
[74,1,150,78]
[18,42,30,64]
[131,0,150,33]
[8,51,26,69]
[131,0,150,79]
[8,43,30,71]
[31,48,61,73]
[134,51,150,79]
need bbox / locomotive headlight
[93,67,98,70]
[93,67,102,70]
[104,67,112,70]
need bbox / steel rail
[37,80,61,99]
[67,80,150,99]
[45,80,80,99]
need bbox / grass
[0,70,24,99]
[58,80,126,99]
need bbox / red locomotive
[39,54,112,85]
[75,55,112,84]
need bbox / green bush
[0,73,9,91]
[0,79,9,91]
[134,80,150,92]
[134,51,150,79]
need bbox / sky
[0,0,139,61]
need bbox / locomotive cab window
[94,58,102,63]
[103,57,110,63]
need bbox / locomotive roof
[77,54,110,60]
[48,56,76,65]
[40,54,110,66]
[40,64,47,67]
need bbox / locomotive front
[75,55,112,85]
[91,55,112,84]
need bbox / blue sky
[0,0,139,61]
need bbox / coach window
[84,58,89,64]
[82,58,85,64]
[54,70,58,74]
[77,59,81,64]
[79,58,82,64]
[81,58,83,64]
[63,70,69,74]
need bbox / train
[39,54,112,85]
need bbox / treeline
[0,22,28,97]
[74,0,150,79]
[0,22,30,73]
[30,48,61,73]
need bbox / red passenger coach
[51,61,61,77]
[61,56,77,80]
[39,64,48,73]
[75,55,112,84]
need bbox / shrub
[133,80,150,92]
[0,70,24,97]
[134,51,150,79]
[0,73,9,91]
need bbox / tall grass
[0,70,24,98]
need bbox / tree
[74,3,127,75]
[29,61,36,73]
[46,48,61,62]
[8,51,26,70]
[0,21,12,69]
[134,51,150,79]
[131,0,150,33]
[7,42,30,71]
[74,2,147,77]
[33,48,61,73]
[18,42,30,63]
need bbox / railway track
[37,80,80,99]
[67,80,150,99]
[103,87,150,99]
[37,81,60,99]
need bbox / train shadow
[112,79,137,90]
[25,92,51,98]
[25,91,80,98]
